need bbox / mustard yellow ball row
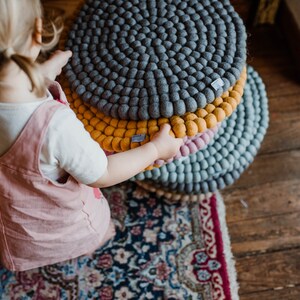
[63,67,247,153]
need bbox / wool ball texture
[65,0,247,120]
[132,66,269,194]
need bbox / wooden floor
[223,26,300,299]
[42,1,300,298]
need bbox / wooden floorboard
[225,24,300,298]
[230,211,300,256]
[259,115,300,154]
[240,286,300,300]
[224,180,300,223]
[236,248,300,293]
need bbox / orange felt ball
[186,120,198,136]
[204,113,217,128]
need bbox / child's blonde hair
[0,0,63,97]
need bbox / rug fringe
[216,191,240,300]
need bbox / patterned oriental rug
[0,183,238,300]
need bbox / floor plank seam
[223,178,300,194]
[234,244,300,259]
[239,283,300,296]
[256,147,300,158]
[227,210,300,224]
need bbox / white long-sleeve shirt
[0,91,107,185]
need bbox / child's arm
[88,124,183,188]
[39,51,183,187]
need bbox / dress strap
[0,100,67,174]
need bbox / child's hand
[88,123,184,188]
[40,50,72,82]
[150,124,183,161]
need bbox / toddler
[0,0,183,271]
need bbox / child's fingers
[173,137,184,149]
[160,123,171,134]
[50,50,72,63]
[63,50,73,60]
[48,50,73,75]
[176,137,184,147]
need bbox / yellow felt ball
[184,113,197,121]
[158,118,169,125]
[96,135,106,145]
[74,99,82,108]
[140,135,150,145]
[240,69,247,81]
[136,127,147,135]
[204,113,217,128]
[90,106,98,114]
[224,97,237,110]
[90,117,99,127]
[85,125,93,133]
[103,115,111,125]
[213,97,223,106]
[193,118,207,133]
[144,165,154,171]
[110,119,119,128]
[112,137,122,152]
[148,119,158,127]
[91,130,101,140]
[229,90,242,104]
[170,116,184,125]
[103,136,114,152]
[195,108,208,118]
[213,107,226,122]
[120,137,131,151]
[127,120,137,129]
[137,120,148,128]
[149,132,155,140]
[78,105,87,114]
[206,104,215,113]
[118,120,128,129]
[82,119,89,126]
[95,121,107,132]
[221,90,230,98]
[130,142,140,149]
[83,110,94,121]
[186,120,198,136]
[219,102,233,116]
[173,122,186,138]
[72,92,78,100]
[64,88,71,96]
[152,164,161,169]
[149,126,160,135]
[104,126,115,136]
[234,84,244,96]
[125,128,137,137]
[114,128,126,138]
[96,111,104,118]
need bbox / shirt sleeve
[43,105,108,185]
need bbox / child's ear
[30,18,42,60]
[34,17,42,44]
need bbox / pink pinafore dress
[0,98,110,271]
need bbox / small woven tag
[211,78,224,91]
[131,134,146,143]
